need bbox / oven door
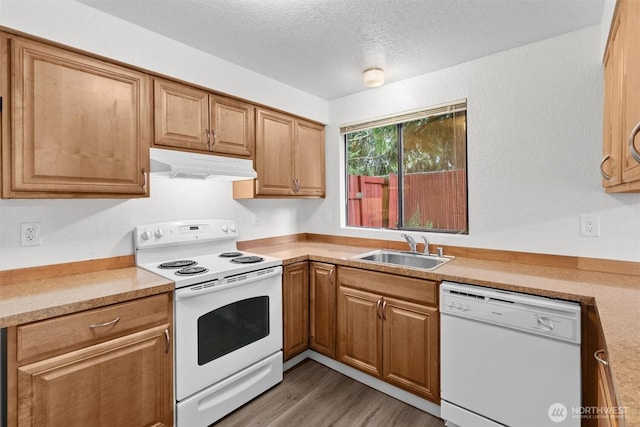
[174,266,283,401]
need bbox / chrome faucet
[401,233,417,252]
[421,235,429,255]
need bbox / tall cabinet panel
[2,34,151,198]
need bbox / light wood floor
[214,359,445,427]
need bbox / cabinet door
[255,108,296,196]
[621,0,640,184]
[383,297,439,402]
[210,94,254,158]
[337,286,382,378]
[309,262,336,358]
[282,262,309,360]
[294,119,325,196]
[602,12,623,188]
[17,325,172,427]
[153,77,209,151]
[5,35,150,197]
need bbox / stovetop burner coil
[230,256,264,264]
[158,260,197,269]
[175,266,209,276]
[219,252,244,258]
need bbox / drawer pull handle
[164,329,170,354]
[376,299,382,319]
[89,317,120,329]
[329,267,335,285]
[382,300,387,320]
[594,349,609,366]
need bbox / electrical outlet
[21,222,42,246]
[580,215,600,237]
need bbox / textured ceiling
[76,0,604,100]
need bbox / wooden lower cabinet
[337,287,382,378]
[582,305,625,427]
[7,294,173,427]
[382,297,438,400]
[309,262,336,358]
[282,261,309,360]
[337,267,439,403]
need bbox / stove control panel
[134,219,240,249]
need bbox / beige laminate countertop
[247,241,640,427]
[0,267,173,328]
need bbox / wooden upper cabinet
[210,94,255,157]
[602,11,623,188]
[255,108,297,196]
[621,0,640,184]
[154,78,209,151]
[295,119,326,197]
[602,0,640,192]
[1,34,151,198]
[153,77,254,158]
[234,107,325,198]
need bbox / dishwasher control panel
[440,281,581,343]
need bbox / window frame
[342,100,468,234]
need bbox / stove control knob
[141,230,153,240]
[229,223,237,232]
[221,224,229,232]
[154,229,165,238]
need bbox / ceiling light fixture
[363,68,384,88]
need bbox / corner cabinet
[337,267,440,402]
[282,261,310,361]
[6,293,174,427]
[601,0,640,192]
[233,107,325,198]
[153,77,255,158]
[0,33,151,198]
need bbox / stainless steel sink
[353,249,453,271]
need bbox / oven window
[197,296,270,365]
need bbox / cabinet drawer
[16,293,171,363]
[338,267,437,306]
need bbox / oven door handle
[175,267,282,300]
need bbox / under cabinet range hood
[150,148,257,181]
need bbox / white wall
[0,0,328,270]
[304,25,640,262]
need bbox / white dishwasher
[440,282,581,427]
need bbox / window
[343,100,468,234]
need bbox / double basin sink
[353,249,453,271]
